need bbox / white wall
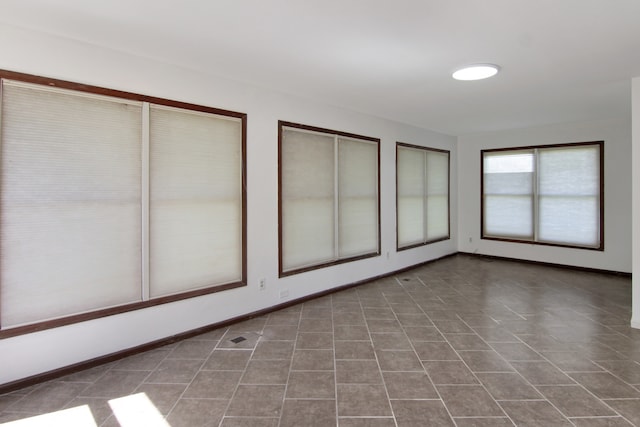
[632,77,640,328]
[458,118,632,273]
[0,25,458,385]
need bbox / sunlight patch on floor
[0,392,171,427]
[109,392,170,427]
[0,405,97,427]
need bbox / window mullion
[334,136,340,261]
[141,102,150,301]
[423,151,429,243]
[533,148,540,243]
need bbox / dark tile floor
[1,254,640,426]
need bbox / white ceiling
[2,0,640,135]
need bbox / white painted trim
[141,102,150,301]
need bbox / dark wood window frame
[278,121,381,277]
[0,69,247,339]
[481,141,604,251]
[396,142,451,251]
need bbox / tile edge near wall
[458,251,631,277]
[0,252,458,394]
[1,250,631,394]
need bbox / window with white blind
[396,143,450,249]
[279,122,380,276]
[481,142,603,249]
[0,72,245,334]
[1,80,143,328]
[149,105,243,298]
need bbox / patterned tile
[2,256,636,427]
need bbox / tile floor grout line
[362,284,400,427]
[214,324,263,427]
[590,359,640,394]
[2,256,639,427]
[462,304,589,425]
[505,326,639,424]
[398,274,466,427]
[275,303,302,427]
[462,273,638,427]
[151,326,230,427]
[331,294,340,427]
[93,338,195,426]
[413,273,518,427]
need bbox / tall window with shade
[279,122,380,276]
[0,72,246,336]
[481,142,603,250]
[396,143,450,250]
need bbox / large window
[481,141,603,249]
[279,122,380,276]
[0,71,246,336]
[396,143,450,250]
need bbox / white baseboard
[631,317,640,330]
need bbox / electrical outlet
[386,251,390,259]
[279,289,289,299]
[259,278,266,291]
[469,237,473,243]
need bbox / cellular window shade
[149,106,243,297]
[538,146,600,247]
[338,138,378,257]
[397,145,449,248]
[425,151,449,240]
[0,81,142,328]
[281,129,335,272]
[483,151,534,239]
[397,147,426,247]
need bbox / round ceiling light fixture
[452,64,500,81]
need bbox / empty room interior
[2,0,640,426]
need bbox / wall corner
[632,76,640,329]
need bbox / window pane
[539,196,599,246]
[0,81,142,327]
[484,196,533,238]
[538,146,600,246]
[484,152,534,174]
[281,129,335,271]
[482,145,602,248]
[426,195,449,240]
[338,138,378,257]
[397,146,450,248]
[483,151,534,195]
[483,151,534,239]
[149,106,243,298]
[397,147,425,247]
[538,147,599,196]
[426,151,449,240]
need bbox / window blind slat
[149,106,242,297]
[281,129,335,271]
[0,82,142,327]
[484,196,533,238]
[426,195,449,240]
[426,151,449,240]
[397,147,426,247]
[397,145,450,248]
[537,146,600,246]
[538,196,599,245]
[338,138,378,257]
[483,151,534,239]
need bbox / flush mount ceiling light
[452,64,500,81]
